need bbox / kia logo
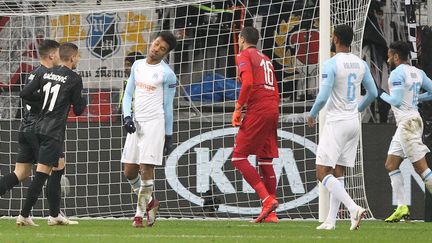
[165,127,318,215]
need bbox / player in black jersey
[0,40,59,226]
[16,42,86,226]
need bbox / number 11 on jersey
[42,82,61,111]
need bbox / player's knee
[315,166,332,182]
[231,155,247,169]
[412,158,429,175]
[385,161,398,172]
[14,169,31,181]
[55,157,65,170]
[333,165,345,178]
[315,171,324,182]
[123,170,138,180]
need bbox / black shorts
[37,134,62,167]
[16,132,39,164]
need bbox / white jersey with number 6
[322,53,369,122]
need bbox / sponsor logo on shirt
[136,81,157,91]
[152,73,159,80]
[393,81,402,86]
[28,74,35,81]
[168,83,176,88]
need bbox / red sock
[232,155,269,201]
[259,158,276,199]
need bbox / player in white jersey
[378,41,432,222]
[307,25,378,230]
[121,31,177,228]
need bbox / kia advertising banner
[0,122,429,219]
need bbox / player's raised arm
[308,59,336,120]
[379,68,404,107]
[71,76,86,116]
[358,62,378,112]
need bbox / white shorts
[121,118,165,165]
[316,119,360,168]
[388,117,429,163]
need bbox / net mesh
[0,0,372,219]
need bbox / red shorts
[233,111,279,158]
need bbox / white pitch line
[0,232,350,240]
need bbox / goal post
[318,0,331,223]
[0,0,372,220]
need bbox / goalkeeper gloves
[164,135,173,155]
[123,116,136,134]
[232,103,242,127]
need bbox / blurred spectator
[363,0,390,122]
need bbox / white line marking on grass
[0,233,351,241]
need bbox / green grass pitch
[0,219,431,242]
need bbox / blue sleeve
[122,62,136,118]
[421,70,432,93]
[309,59,335,118]
[163,69,177,135]
[419,70,432,101]
[419,92,432,102]
[358,63,378,112]
[380,68,404,107]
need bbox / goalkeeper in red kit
[232,26,279,223]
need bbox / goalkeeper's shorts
[234,112,279,158]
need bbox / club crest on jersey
[86,13,121,60]
[152,72,159,81]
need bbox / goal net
[0,0,372,219]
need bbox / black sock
[0,173,19,196]
[46,169,64,217]
[20,171,49,218]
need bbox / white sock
[135,180,154,217]
[322,175,358,214]
[421,168,432,194]
[389,169,405,206]
[127,176,141,195]
[325,177,344,225]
